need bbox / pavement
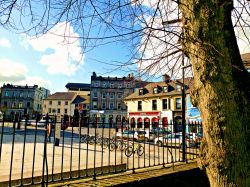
[0,124,199,186]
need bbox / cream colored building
[124,76,193,131]
[43,92,76,121]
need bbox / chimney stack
[163,74,171,83]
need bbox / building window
[117,93,122,99]
[163,86,168,93]
[12,102,16,108]
[4,91,9,97]
[176,85,181,92]
[4,101,7,107]
[102,102,106,109]
[64,108,68,114]
[162,99,168,110]
[103,82,107,88]
[110,102,114,109]
[110,82,114,88]
[65,101,68,105]
[93,92,97,98]
[118,83,122,88]
[117,103,121,110]
[49,108,51,113]
[152,100,157,110]
[110,92,114,99]
[93,101,97,109]
[138,101,142,111]
[27,102,30,108]
[94,81,99,87]
[102,92,106,99]
[18,102,23,108]
[176,98,181,109]
[139,89,143,95]
[127,83,130,88]
[52,109,56,113]
[13,92,17,97]
[49,101,52,105]
[57,108,60,113]
[153,87,158,94]
[58,101,61,105]
[20,92,23,97]
[169,99,171,110]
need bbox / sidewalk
[49,160,199,187]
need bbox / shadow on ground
[118,168,210,187]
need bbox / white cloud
[24,21,84,76]
[0,58,51,89]
[0,59,27,82]
[0,38,12,48]
[19,76,52,89]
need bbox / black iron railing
[0,114,202,186]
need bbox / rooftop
[45,92,76,100]
[72,95,90,104]
[241,53,250,69]
[65,83,90,89]
[125,78,193,100]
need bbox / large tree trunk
[179,0,250,186]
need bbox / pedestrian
[47,121,52,142]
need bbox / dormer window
[176,85,181,92]
[110,82,114,88]
[153,87,158,94]
[139,89,144,95]
[163,86,168,93]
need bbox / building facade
[65,82,90,117]
[90,72,147,125]
[0,84,50,119]
[124,76,193,131]
[42,92,76,121]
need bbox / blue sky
[0,22,135,93]
[0,1,249,94]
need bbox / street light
[181,54,192,162]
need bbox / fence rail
[0,114,202,186]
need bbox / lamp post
[181,55,192,162]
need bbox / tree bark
[180,0,250,186]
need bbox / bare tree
[1,0,250,186]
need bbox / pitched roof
[125,78,193,100]
[65,83,90,89]
[72,95,90,104]
[241,53,250,69]
[45,92,76,100]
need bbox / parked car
[116,130,136,141]
[150,128,171,137]
[194,132,203,147]
[20,119,37,126]
[154,133,195,148]
[37,119,54,128]
[137,131,156,142]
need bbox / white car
[37,119,53,127]
[154,133,195,148]
[20,119,38,126]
